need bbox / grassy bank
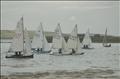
[1,30,120,43]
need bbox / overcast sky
[1,1,120,36]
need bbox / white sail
[32,23,43,49]
[51,23,68,54]
[76,37,82,53]
[12,17,24,53]
[32,23,50,51]
[66,24,78,51]
[24,28,32,55]
[8,26,18,53]
[103,28,107,46]
[82,29,92,46]
[43,35,50,51]
[62,37,67,51]
[6,17,34,58]
[52,23,63,49]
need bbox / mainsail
[11,17,24,54]
[66,24,78,51]
[52,23,66,51]
[32,23,43,49]
[82,29,92,47]
[24,28,32,55]
[52,23,62,49]
[31,23,50,51]
[76,37,81,53]
[43,34,50,51]
[8,22,20,53]
[103,28,107,45]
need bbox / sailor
[72,49,75,54]
[70,49,75,55]
[83,45,86,48]
[40,48,43,52]
[18,51,21,55]
[37,48,40,52]
[86,45,88,48]
[58,48,62,54]
[15,52,18,56]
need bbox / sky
[1,1,120,36]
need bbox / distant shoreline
[1,30,120,43]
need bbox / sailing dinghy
[31,23,51,53]
[82,29,93,49]
[66,24,84,55]
[102,28,111,47]
[50,23,68,55]
[6,17,33,58]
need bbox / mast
[105,28,107,43]
[75,24,78,51]
[103,28,107,44]
[21,16,24,52]
[67,24,78,51]
[58,23,63,49]
[40,22,44,49]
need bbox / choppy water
[1,42,120,75]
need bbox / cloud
[69,16,76,21]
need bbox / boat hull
[62,53,84,55]
[103,44,111,47]
[31,48,51,54]
[82,47,94,49]
[103,45,111,47]
[50,52,85,56]
[82,45,94,49]
[5,54,34,58]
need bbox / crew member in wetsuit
[84,45,88,48]
[40,48,43,52]
[86,45,88,48]
[70,49,75,55]
[72,49,75,54]
[59,48,62,54]
[83,45,86,48]
[15,52,19,56]
[37,48,40,52]
[18,51,21,56]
